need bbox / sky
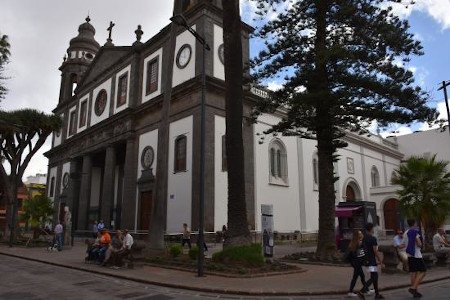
[1,0,450,179]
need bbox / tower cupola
[58,17,100,104]
[66,16,100,62]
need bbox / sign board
[261,204,274,257]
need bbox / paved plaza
[1,255,450,300]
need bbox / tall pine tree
[250,0,438,259]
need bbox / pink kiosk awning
[335,206,362,218]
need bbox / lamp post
[170,14,210,277]
[438,80,450,136]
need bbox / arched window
[313,153,319,189]
[174,135,187,172]
[371,166,380,187]
[269,139,288,184]
[49,177,55,197]
[391,171,397,185]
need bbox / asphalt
[0,243,449,297]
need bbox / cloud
[390,0,450,29]
[267,81,284,91]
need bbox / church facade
[45,0,403,236]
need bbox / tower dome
[66,16,100,62]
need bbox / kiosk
[335,201,378,252]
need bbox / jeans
[349,263,366,292]
[182,239,191,249]
[55,233,64,251]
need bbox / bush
[188,245,199,260]
[212,244,264,267]
[169,244,182,258]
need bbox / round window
[94,89,107,116]
[62,172,69,189]
[141,146,155,170]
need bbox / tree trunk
[222,0,251,246]
[3,179,18,244]
[315,127,338,260]
[313,0,337,260]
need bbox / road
[0,255,449,300]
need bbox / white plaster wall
[53,113,64,147]
[135,129,159,230]
[172,26,196,88]
[214,116,227,232]
[77,95,89,133]
[167,116,193,233]
[254,114,301,232]
[47,167,57,200]
[142,48,163,103]
[90,78,112,127]
[395,128,450,162]
[60,162,71,194]
[213,24,224,80]
[297,138,320,232]
[113,65,131,114]
[90,167,102,208]
[66,106,77,139]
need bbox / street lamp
[170,13,210,277]
[438,81,450,136]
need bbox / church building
[45,0,404,237]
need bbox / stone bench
[435,252,449,266]
[125,241,145,269]
[379,245,401,273]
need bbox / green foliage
[169,244,183,258]
[21,194,54,229]
[392,155,450,237]
[249,0,439,258]
[212,244,265,267]
[188,245,199,260]
[0,32,10,100]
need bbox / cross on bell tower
[105,21,115,47]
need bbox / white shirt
[403,229,422,258]
[54,224,63,234]
[393,235,404,248]
[123,233,134,250]
[433,233,446,251]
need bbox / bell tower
[58,16,100,104]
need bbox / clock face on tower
[218,44,224,64]
[176,44,192,69]
[141,146,154,170]
[94,89,107,116]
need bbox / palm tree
[392,155,450,248]
[0,33,10,100]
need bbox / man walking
[54,221,64,251]
[363,223,384,299]
[92,220,98,239]
[404,219,426,298]
[181,223,191,249]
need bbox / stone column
[121,138,137,230]
[101,146,116,228]
[77,155,92,231]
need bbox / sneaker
[347,292,358,297]
[408,288,416,295]
[362,289,375,295]
[374,294,384,299]
[413,291,423,298]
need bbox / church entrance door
[384,198,401,233]
[139,191,153,231]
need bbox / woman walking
[347,230,367,298]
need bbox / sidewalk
[1,243,449,296]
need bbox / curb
[1,251,449,296]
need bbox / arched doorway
[384,198,401,232]
[346,185,356,201]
